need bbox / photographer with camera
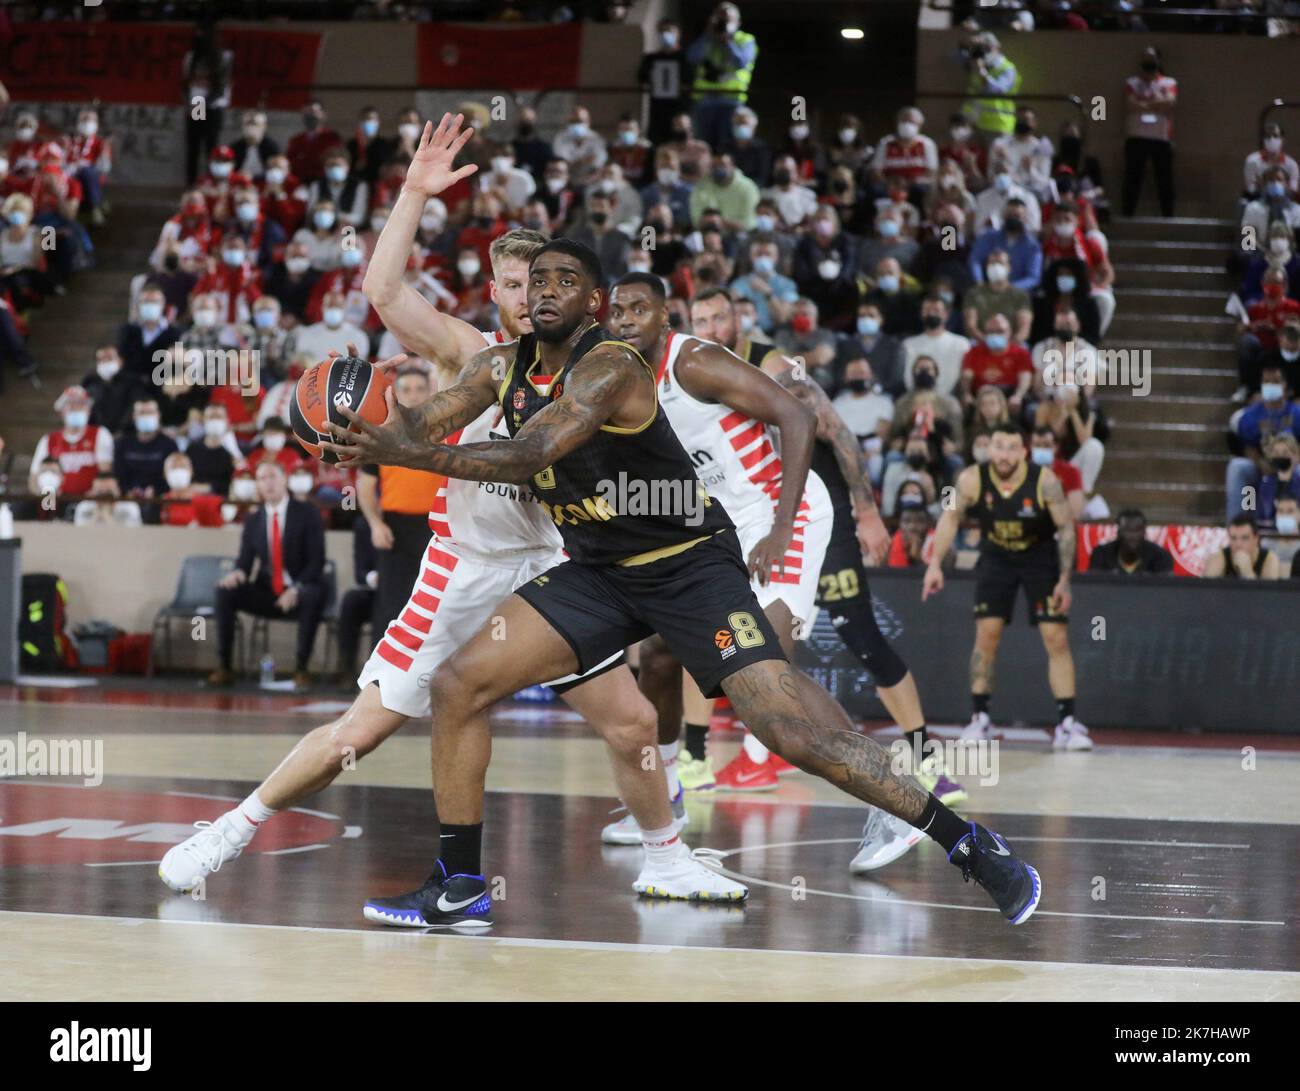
[687,2,758,152]
[961,32,1020,141]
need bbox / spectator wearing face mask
[292,290,369,363]
[7,111,45,178]
[1122,47,1177,218]
[1275,499,1300,560]
[552,106,608,189]
[62,108,111,227]
[832,357,895,443]
[1239,222,1300,308]
[824,165,871,238]
[1029,425,1085,521]
[1030,307,1098,406]
[286,101,343,186]
[587,162,642,235]
[663,112,713,185]
[1244,123,1298,200]
[880,428,943,518]
[188,405,240,497]
[964,248,1032,344]
[961,313,1032,417]
[903,295,971,396]
[1241,165,1300,258]
[1041,206,1114,338]
[151,191,214,274]
[72,472,142,528]
[508,106,553,181]
[305,241,373,333]
[870,107,938,203]
[194,145,241,226]
[264,240,321,326]
[989,107,1053,203]
[973,157,1041,235]
[688,153,758,232]
[1255,432,1300,528]
[220,184,285,274]
[639,148,693,231]
[729,235,796,332]
[747,199,796,267]
[82,346,146,435]
[258,155,309,241]
[233,296,292,385]
[609,116,653,188]
[1035,381,1108,508]
[1237,268,1300,396]
[192,238,264,328]
[764,155,818,228]
[182,292,236,355]
[828,113,870,175]
[774,298,837,389]
[345,107,385,187]
[1087,509,1174,575]
[248,416,305,477]
[969,200,1042,293]
[1033,259,1102,346]
[793,207,858,330]
[722,106,772,189]
[1251,319,1300,402]
[113,398,178,501]
[856,206,920,282]
[305,148,368,232]
[892,355,965,468]
[156,451,221,527]
[229,109,278,183]
[478,142,537,216]
[30,386,113,499]
[926,163,977,233]
[155,362,210,440]
[863,256,922,339]
[292,200,345,272]
[566,194,629,287]
[638,19,692,146]
[1203,515,1281,580]
[939,114,988,194]
[835,302,904,396]
[23,458,65,521]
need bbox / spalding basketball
[290,355,392,463]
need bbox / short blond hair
[488,228,550,277]
[3,192,33,218]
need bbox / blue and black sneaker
[949,823,1042,925]
[362,861,493,929]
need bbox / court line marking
[0,908,1293,981]
[717,835,1254,851]
[693,841,1285,926]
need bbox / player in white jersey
[160,116,741,919]
[595,272,833,842]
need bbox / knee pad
[830,598,908,689]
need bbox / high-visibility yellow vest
[965,56,1020,135]
[692,32,757,103]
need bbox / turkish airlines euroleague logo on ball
[0,783,345,867]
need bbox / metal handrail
[1258,98,1300,137]
[914,91,1088,150]
[924,0,1268,20]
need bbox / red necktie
[270,510,285,594]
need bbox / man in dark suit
[208,460,327,692]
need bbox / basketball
[290,355,392,463]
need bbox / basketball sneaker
[713,750,779,792]
[678,749,717,791]
[159,814,248,893]
[769,753,799,776]
[915,754,968,806]
[1053,715,1094,751]
[601,787,689,845]
[362,861,493,929]
[849,808,923,874]
[948,822,1042,925]
[960,710,994,741]
[633,841,748,902]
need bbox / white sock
[229,789,277,844]
[641,823,681,866]
[742,731,769,763]
[659,741,681,799]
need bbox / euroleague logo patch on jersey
[513,389,527,410]
[551,381,563,399]
[714,628,736,659]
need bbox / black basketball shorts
[514,530,785,699]
[973,547,1065,626]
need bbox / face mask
[1003,216,1023,234]
[738,314,755,333]
[368,213,388,233]
[973,445,990,464]
[1031,447,1055,467]
[628,259,651,273]
[265,167,286,186]
[545,176,566,194]
[235,202,259,224]
[1057,275,1077,294]
[491,156,514,176]
[420,213,445,233]
[818,258,842,281]
[524,217,546,231]
[323,307,345,328]
[78,119,99,138]
[136,414,160,434]
[1282,347,1300,361]
[232,478,257,500]
[790,124,810,142]
[1054,326,1076,342]
[262,433,286,453]
[1054,221,1075,238]
[712,167,731,186]
[752,255,776,275]
[987,263,1009,284]
[906,452,927,470]
[938,290,955,306]
[755,214,776,233]
[877,274,900,294]
[857,315,881,336]
[951,126,971,142]
[0,159,8,175]
[846,379,869,394]
[193,309,218,328]
[993,173,1012,194]
[986,333,1009,352]
[362,118,380,138]
[96,360,121,382]
[341,247,362,268]
[922,313,944,331]
[37,472,61,494]
[1262,382,1285,401]
[139,301,163,322]
[166,468,193,490]
[254,309,277,329]
[204,418,228,438]
[1270,237,1290,255]
[878,219,900,238]
[1265,136,1283,153]
[210,162,232,179]
[63,408,89,429]
[302,112,321,130]
[568,122,589,139]
[4,210,26,229]
[1277,514,1299,535]
[458,254,482,278]
[17,126,36,142]
[222,248,245,266]
[654,167,680,189]
[661,30,679,48]
[897,122,919,140]
[617,130,638,147]
[1266,182,1286,199]
[326,164,348,184]
[839,127,857,146]
[914,370,937,390]
[289,473,313,497]
[791,314,813,335]
[590,211,610,227]
[314,210,336,230]
[399,123,421,142]
[734,124,755,142]
[286,256,310,274]
[1141,61,1159,74]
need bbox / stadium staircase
[1,185,179,483]
[1098,215,1237,524]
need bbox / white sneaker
[601,788,688,845]
[159,813,248,892]
[961,710,994,741]
[633,842,748,902]
[1053,715,1094,751]
[849,808,923,874]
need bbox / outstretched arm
[323,345,638,484]
[924,465,976,598]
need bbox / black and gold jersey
[969,461,1058,556]
[500,324,733,566]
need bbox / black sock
[905,725,929,755]
[685,722,708,757]
[1056,697,1075,721]
[972,693,991,716]
[917,795,970,854]
[439,822,483,877]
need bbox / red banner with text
[417,22,583,90]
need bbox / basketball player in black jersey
[924,423,1092,751]
[323,225,1041,923]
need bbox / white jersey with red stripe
[425,329,562,559]
[654,331,832,623]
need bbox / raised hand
[404,113,479,200]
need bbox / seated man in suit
[208,460,327,692]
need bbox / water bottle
[259,653,276,687]
[0,503,12,539]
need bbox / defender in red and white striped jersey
[160,116,740,914]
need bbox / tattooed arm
[767,360,891,564]
[1042,467,1076,612]
[923,464,976,600]
[322,343,639,484]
